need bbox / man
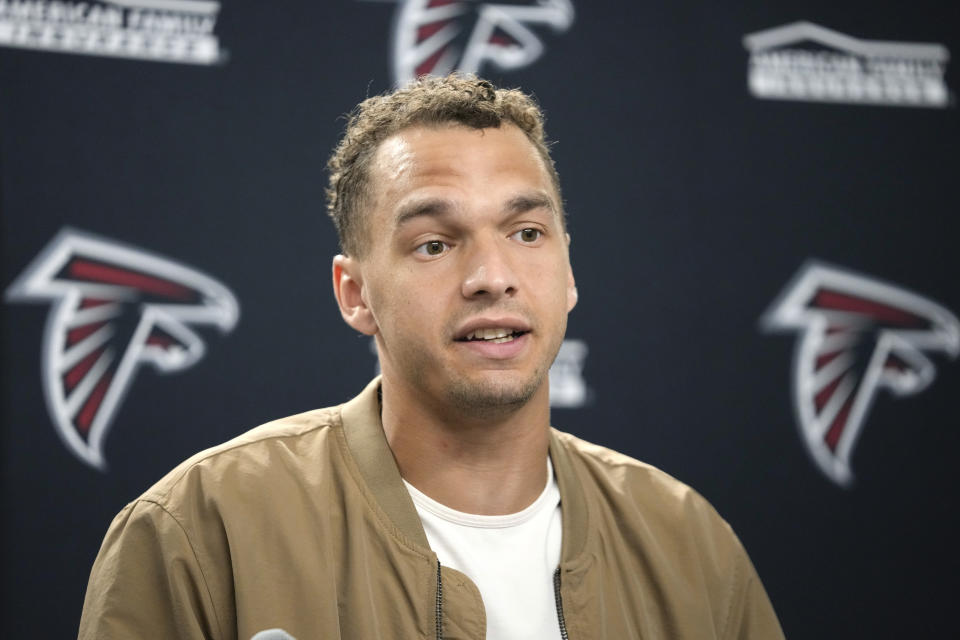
[79,75,784,639]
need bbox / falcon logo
[762,262,959,487]
[5,229,239,470]
[389,0,574,85]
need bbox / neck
[380,374,551,516]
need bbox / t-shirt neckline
[402,458,558,529]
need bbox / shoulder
[553,429,785,638]
[552,428,738,547]
[81,409,346,640]
[553,429,704,508]
[136,404,346,513]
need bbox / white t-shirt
[403,460,563,640]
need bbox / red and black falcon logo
[389,0,574,85]
[5,228,239,471]
[762,262,959,487]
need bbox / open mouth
[456,327,529,344]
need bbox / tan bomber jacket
[79,378,785,639]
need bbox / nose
[461,235,518,300]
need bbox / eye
[513,228,543,243]
[415,240,449,256]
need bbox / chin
[445,371,544,416]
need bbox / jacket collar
[340,377,431,549]
[340,377,589,561]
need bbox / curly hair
[326,74,563,257]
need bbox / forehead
[368,123,556,204]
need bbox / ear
[332,255,378,335]
[565,233,578,312]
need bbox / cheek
[370,271,444,332]
[535,256,573,295]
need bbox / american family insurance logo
[363,0,574,85]
[743,21,951,107]
[0,0,225,64]
[762,262,958,487]
[5,229,239,470]
[549,338,589,408]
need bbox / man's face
[337,123,576,416]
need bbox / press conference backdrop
[2,1,958,636]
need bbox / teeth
[466,327,516,341]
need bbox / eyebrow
[394,198,455,228]
[393,191,556,229]
[504,192,556,217]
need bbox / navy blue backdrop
[2,1,958,637]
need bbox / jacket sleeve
[723,545,786,640]
[78,499,223,640]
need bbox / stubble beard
[444,366,545,420]
[439,323,566,420]
[383,331,563,421]
[379,300,568,420]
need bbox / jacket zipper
[436,561,444,640]
[436,563,570,640]
[554,567,569,640]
